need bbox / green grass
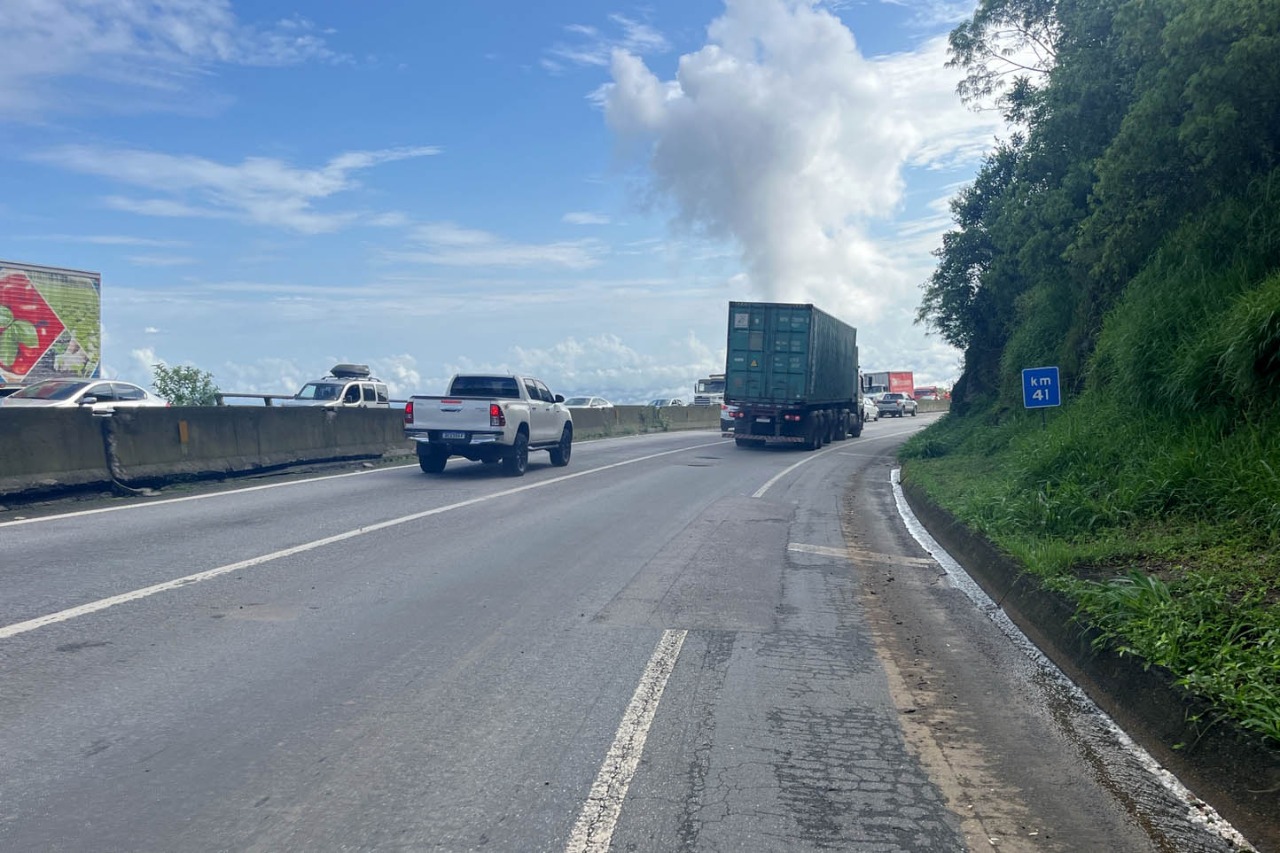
[901,398,1280,746]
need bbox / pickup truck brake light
[404,401,414,424]
[490,403,505,427]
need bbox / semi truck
[0,260,101,393]
[724,301,861,450]
[863,370,914,396]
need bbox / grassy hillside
[911,0,1280,745]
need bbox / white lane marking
[0,467,385,528]
[0,434,735,529]
[0,442,725,640]
[565,629,687,853]
[890,468,1253,850]
[751,443,842,498]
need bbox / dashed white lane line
[565,629,687,853]
[0,441,725,640]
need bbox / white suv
[286,364,390,409]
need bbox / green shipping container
[725,302,858,406]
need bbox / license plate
[441,431,467,440]
[755,417,772,423]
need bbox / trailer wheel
[833,411,848,441]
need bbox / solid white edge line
[565,629,687,853]
[890,468,1253,851]
[0,441,726,640]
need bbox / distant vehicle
[692,373,726,408]
[0,378,168,413]
[284,364,389,409]
[564,396,613,409]
[861,395,879,422]
[721,403,738,433]
[725,302,862,450]
[875,392,917,418]
[648,398,684,407]
[863,370,914,397]
[913,386,940,401]
[404,373,572,477]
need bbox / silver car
[0,379,169,413]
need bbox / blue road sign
[1022,366,1061,408]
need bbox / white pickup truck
[403,374,573,476]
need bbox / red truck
[863,371,914,396]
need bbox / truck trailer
[863,370,914,396]
[0,259,101,391]
[724,301,861,450]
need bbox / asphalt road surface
[0,417,1254,851]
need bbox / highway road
[0,417,1252,851]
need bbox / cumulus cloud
[601,0,1002,329]
[0,0,347,118]
[33,144,440,234]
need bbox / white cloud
[126,254,197,267]
[601,0,1001,341]
[545,13,669,73]
[0,0,347,119]
[563,211,611,225]
[388,223,604,270]
[14,233,192,247]
[34,145,439,234]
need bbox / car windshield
[564,397,590,406]
[10,380,89,400]
[295,382,343,401]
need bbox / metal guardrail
[214,393,411,408]
[214,393,290,406]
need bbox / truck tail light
[490,403,505,427]
[404,401,414,424]
[784,413,802,422]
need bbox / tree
[152,363,220,406]
[947,0,1058,113]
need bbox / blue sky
[2,0,1004,402]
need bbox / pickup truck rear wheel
[503,431,529,477]
[549,426,572,467]
[417,446,447,474]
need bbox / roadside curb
[900,477,1280,852]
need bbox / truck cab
[286,364,389,409]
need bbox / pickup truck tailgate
[407,397,499,435]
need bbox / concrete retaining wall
[0,404,721,499]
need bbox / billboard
[0,260,101,386]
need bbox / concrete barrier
[0,404,722,500]
[0,409,110,492]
